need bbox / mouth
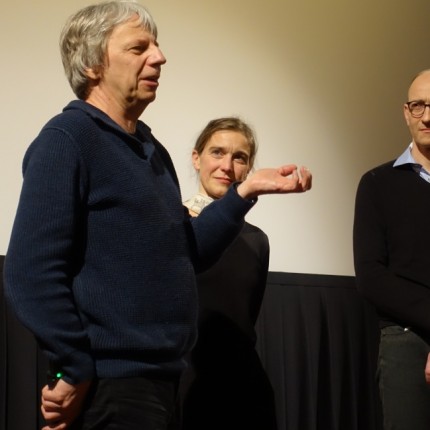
[140,75,160,87]
[215,177,233,185]
[146,75,159,82]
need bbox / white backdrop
[1,0,430,275]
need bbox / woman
[180,117,278,430]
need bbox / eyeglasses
[406,100,430,118]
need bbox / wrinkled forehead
[106,14,157,53]
[206,131,252,153]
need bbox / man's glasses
[406,100,430,118]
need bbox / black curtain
[256,271,382,430]
[0,255,48,430]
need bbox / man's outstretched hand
[237,165,312,200]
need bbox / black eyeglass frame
[406,101,430,118]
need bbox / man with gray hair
[4,1,312,429]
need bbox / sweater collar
[64,100,154,158]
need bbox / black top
[196,222,270,345]
[353,160,430,340]
[180,222,278,430]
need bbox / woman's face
[192,130,252,199]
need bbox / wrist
[236,180,256,201]
[47,368,64,388]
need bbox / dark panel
[0,255,48,430]
[256,272,382,430]
[0,255,6,430]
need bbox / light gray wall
[1,0,429,275]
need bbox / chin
[206,191,223,200]
[417,140,430,148]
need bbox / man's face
[404,71,430,150]
[94,16,166,110]
[192,131,252,199]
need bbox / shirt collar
[394,142,430,182]
[393,142,416,167]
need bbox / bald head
[408,69,430,99]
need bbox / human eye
[410,101,424,108]
[129,39,149,54]
[210,148,224,158]
[408,100,425,114]
[131,45,146,53]
[233,153,249,165]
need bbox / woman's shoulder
[243,221,266,234]
[242,222,269,244]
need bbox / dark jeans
[378,326,430,430]
[69,376,179,430]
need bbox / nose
[156,47,167,65]
[220,156,233,173]
[422,105,430,122]
[150,44,167,65]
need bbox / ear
[85,66,102,80]
[192,150,200,171]
[403,104,411,126]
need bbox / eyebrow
[208,145,250,154]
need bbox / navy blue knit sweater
[4,100,254,384]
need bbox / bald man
[353,69,430,430]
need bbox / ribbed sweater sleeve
[189,185,255,272]
[353,162,430,338]
[4,127,95,384]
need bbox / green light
[56,372,63,379]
